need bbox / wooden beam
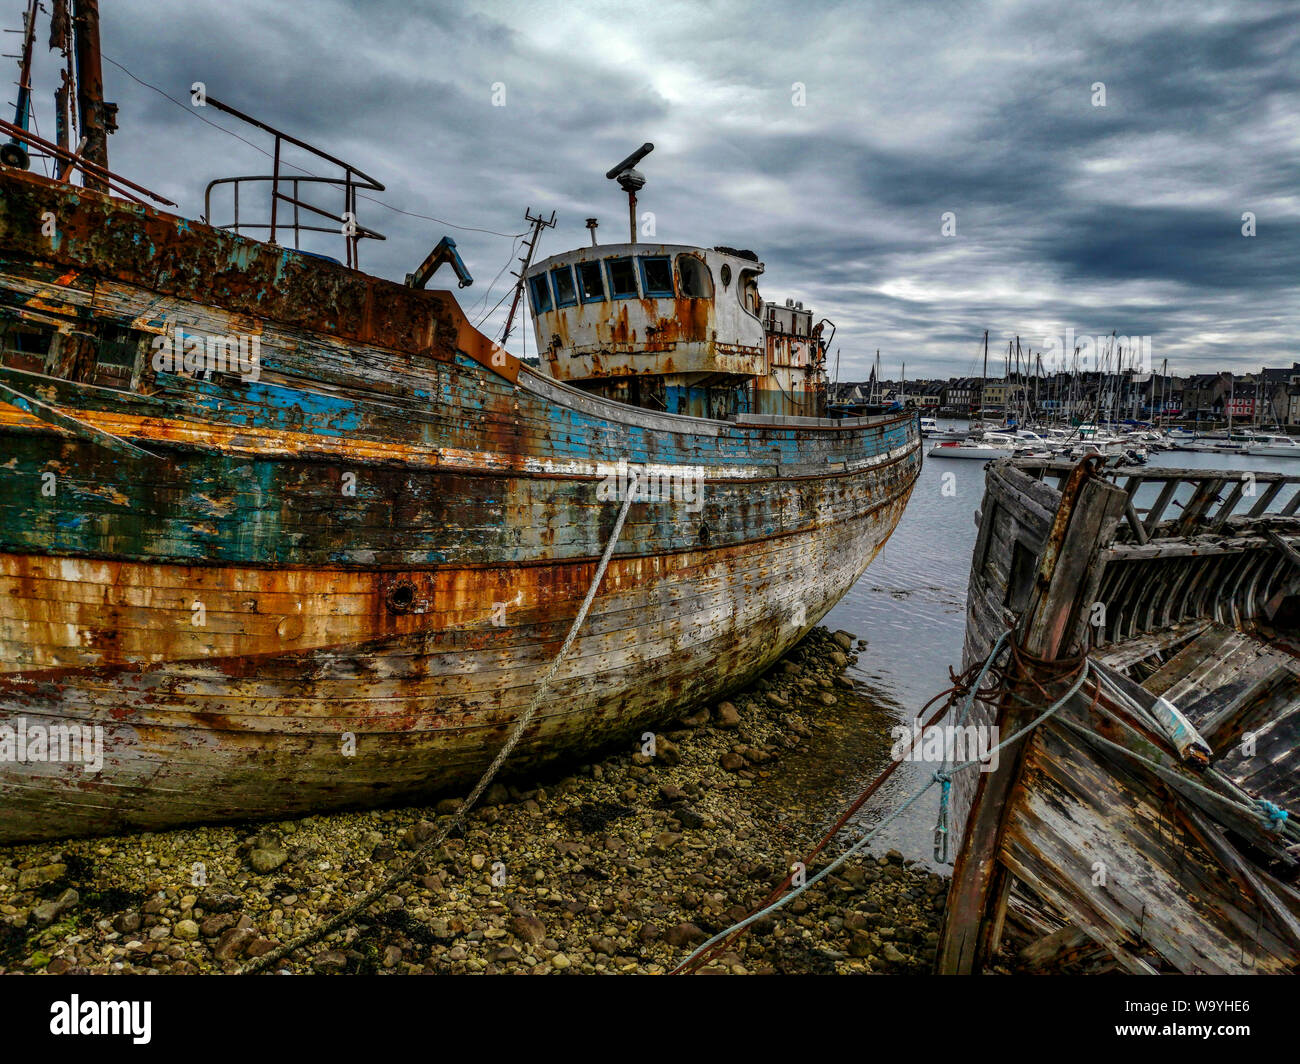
[1266,529,1300,570]
[937,461,1127,974]
[1176,477,1225,537]
[1143,478,1180,536]
[1211,479,1247,532]
[1247,480,1285,518]
[0,379,162,461]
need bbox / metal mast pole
[71,0,113,191]
[500,208,557,348]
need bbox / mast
[71,0,113,191]
[1160,358,1168,430]
[1034,353,1041,422]
[0,0,38,168]
[50,0,74,178]
[499,207,556,347]
[979,329,988,428]
[1013,336,1020,426]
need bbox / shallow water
[819,431,1300,866]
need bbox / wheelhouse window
[638,255,674,298]
[676,254,713,299]
[605,256,639,299]
[527,273,553,313]
[576,260,606,303]
[550,264,578,307]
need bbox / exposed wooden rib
[1143,478,1180,536]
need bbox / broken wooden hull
[0,169,921,842]
[942,458,1300,974]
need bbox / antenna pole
[605,143,653,245]
[500,208,557,347]
[0,0,39,169]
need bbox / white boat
[1182,436,1250,454]
[927,431,1015,460]
[922,417,969,441]
[1246,435,1300,458]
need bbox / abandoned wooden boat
[0,20,920,842]
[939,457,1300,974]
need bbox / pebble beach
[1,627,955,976]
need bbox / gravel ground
[0,626,953,976]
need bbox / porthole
[386,581,418,613]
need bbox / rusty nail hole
[386,581,417,613]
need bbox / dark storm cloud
[14,0,1296,376]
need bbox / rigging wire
[100,54,530,240]
[467,234,523,321]
[473,282,515,332]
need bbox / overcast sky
[16,0,1299,379]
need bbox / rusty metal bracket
[405,236,472,290]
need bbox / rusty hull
[0,168,922,842]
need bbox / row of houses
[832,364,1300,425]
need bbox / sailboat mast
[979,329,987,427]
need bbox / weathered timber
[938,459,1126,974]
[942,457,1300,975]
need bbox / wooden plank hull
[0,489,910,842]
[946,458,1300,974]
[0,168,922,842]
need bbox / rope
[1076,666,1296,842]
[1258,801,1289,832]
[1053,709,1298,844]
[933,775,952,862]
[240,473,639,974]
[671,629,1090,974]
[933,628,1014,862]
[672,655,1092,974]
